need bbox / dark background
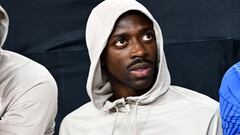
[1,0,240,134]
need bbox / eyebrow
[110,26,154,38]
[140,27,155,33]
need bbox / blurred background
[1,0,240,134]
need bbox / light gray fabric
[60,0,222,134]
[0,5,58,135]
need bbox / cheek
[105,51,128,73]
[147,44,158,59]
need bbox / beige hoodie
[60,0,222,134]
[0,5,58,135]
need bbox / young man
[219,62,240,135]
[60,0,222,134]
[0,6,58,135]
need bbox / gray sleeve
[0,80,58,135]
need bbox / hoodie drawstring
[134,100,140,135]
[111,99,140,135]
[111,106,119,135]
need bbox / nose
[130,39,147,59]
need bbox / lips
[128,62,153,78]
[128,62,151,71]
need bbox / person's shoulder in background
[219,62,240,135]
[0,50,58,135]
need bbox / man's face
[102,12,157,96]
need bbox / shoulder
[170,86,218,110]
[0,50,57,103]
[220,62,240,87]
[223,61,240,79]
[61,102,103,124]
[1,50,56,85]
[219,62,240,102]
[219,62,240,125]
[60,102,106,134]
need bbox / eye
[115,38,127,47]
[142,33,153,41]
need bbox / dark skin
[0,12,3,20]
[101,11,158,101]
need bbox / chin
[131,80,154,93]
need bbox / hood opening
[85,0,171,111]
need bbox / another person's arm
[0,80,58,135]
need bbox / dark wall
[140,0,240,43]
[1,0,240,134]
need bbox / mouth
[128,62,153,78]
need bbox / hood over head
[86,0,171,111]
[0,5,9,48]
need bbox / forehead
[112,11,153,31]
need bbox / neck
[110,88,136,101]
[109,84,152,101]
